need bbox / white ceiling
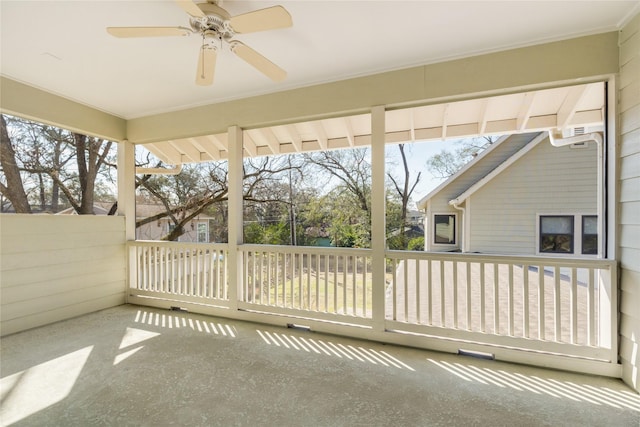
[1,1,638,120]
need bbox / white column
[117,139,136,298]
[117,139,136,240]
[227,126,244,310]
[371,106,386,331]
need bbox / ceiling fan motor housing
[191,3,234,40]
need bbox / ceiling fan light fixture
[106,0,291,86]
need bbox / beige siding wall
[0,215,126,336]
[469,138,597,254]
[619,12,640,392]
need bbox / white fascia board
[448,132,548,206]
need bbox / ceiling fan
[107,0,292,86]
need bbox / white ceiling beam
[189,137,221,161]
[343,118,356,147]
[209,134,228,152]
[259,128,281,155]
[441,104,450,139]
[479,99,490,134]
[169,140,201,163]
[281,124,303,152]
[312,121,329,150]
[516,92,536,131]
[557,85,588,129]
[147,141,183,164]
[243,134,258,157]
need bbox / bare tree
[387,144,421,248]
[0,114,116,214]
[0,115,31,213]
[426,136,497,179]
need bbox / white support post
[117,139,136,298]
[227,126,244,310]
[371,106,386,331]
[117,139,136,240]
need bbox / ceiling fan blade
[229,6,292,34]
[175,0,206,18]
[196,46,217,86]
[107,27,191,38]
[231,41,286,82]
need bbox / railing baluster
[427,259,433,325]
[415,258,421,324]
[523,264,530,338]
[440,260,445,327]
[403,258,409,322]
[508,263,514,336]
[538,264,544,340]
[588,267,595,346]
[466,262,472,330]
[555,266,561,341]
[453,260,458,329]
[494,263,499,334]
[480,262,486,332]
[571,267,578,344]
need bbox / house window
[434,214,456,244]
[582,215,598,255]
[197,222,208,243]
[540,215,574,253]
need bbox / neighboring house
[57,202,213,242]
[417,131,600,257]
[135,204,213,243]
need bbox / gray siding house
[417,131,600,256]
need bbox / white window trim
[197,221,209,243]
[432,212,458,247]
[536,213,598,257]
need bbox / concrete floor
[1,305,639,427]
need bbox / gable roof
[416,132,544,210]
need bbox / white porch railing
[127,241,618,372]
[129,241,229,307]
[384,251,617,362]
[239,244,372,325]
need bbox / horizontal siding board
[1,281,125,321]
[1,268,125,304]
[619,26,640,66]
[620,247,640,273]
[0,295,125,337]
[620,201,640,225]
[620,12,640,44]
[620,79,640,113]
[621,269,640,294]
[620,176,640,202]
[1,229,125,254]
[619,335,639,373]
[620,128,640,157]
[620,224,640,248]
[620,288,640,318]
[621,103,640,135]
[620,55,640,89]
[0,215,124,237]
[1,244,124,271]
[1,258,125,288]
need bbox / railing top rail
[385,250,617,269]
[240,244,372,257]
[128,240,229,251]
